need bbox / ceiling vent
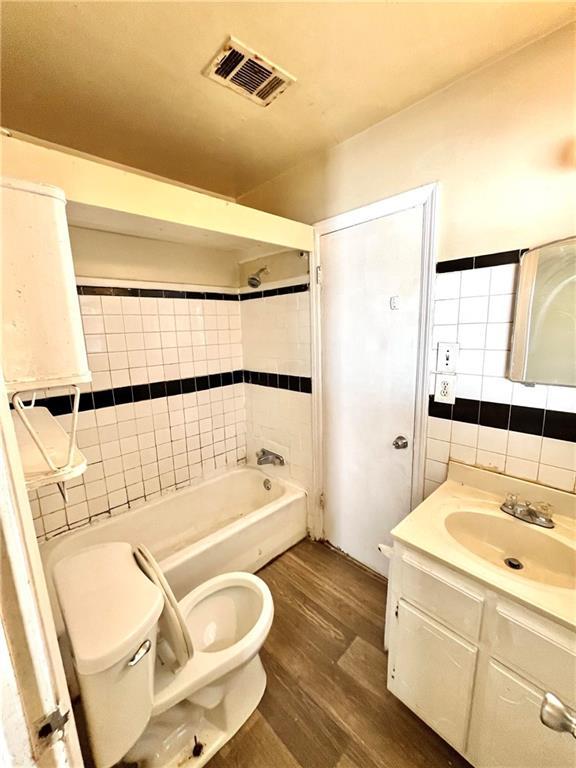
[204,37,295,107]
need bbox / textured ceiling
[1,2,574,198]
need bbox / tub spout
[256,449,285,466]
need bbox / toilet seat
[134,544,194,667]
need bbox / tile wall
[241,285,313,490]
[27,280,313,540]
[425,250,576,496]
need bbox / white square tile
[546,386,576,414]
[505,455,538,481]
[434,299,459,325]
[121,296,141,315]
[507,431,542,462]
[82,315,105,334]
[540,437,576,471]
[537,464,575,493]
[485,323,512,350]
[88,353,109,372]
[426,437,450,463]
[124,315,143,333]
[424,480,440,499]
[511,382,547,409]
[489,264,517,295]
[106,334,127,352]
[483,350,508,377]
[108,352,129,370]
[85,335,107,353]
[425,459,448,483]
[478,425,508,454]
[434,272,461,300]
[449,443,476,464]
[101,296,122,314]
[104,315,124,333]
[456,374,482,400]
[482,376,513,404]
[476,449,506,472]
[457,350,484,375]
[488,294,515,323]
[450,421,478,447]
[457,324,486,350]
[459,296,488,324]
[79,295,102,315]
[460,268,490,297]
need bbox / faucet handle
[531,501,553,520]
[503,493,518,510]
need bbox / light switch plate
[437,342,459,373]
[434,373,456,404]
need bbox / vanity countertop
[392,462,576,630]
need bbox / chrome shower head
[247,266,269,288]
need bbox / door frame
[0,369,84,768]
[309,183,439,540]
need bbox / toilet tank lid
[54,542,163,675]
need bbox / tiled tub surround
[426,250,576,496]
[27,281,313,539]
[241,282,313,491]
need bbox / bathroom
[1,4,575,768]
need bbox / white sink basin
[445,511,576,589]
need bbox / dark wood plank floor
[211,540,471,768]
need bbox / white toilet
[53,541,274,768]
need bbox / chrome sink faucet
[256,448,285,466]
[500,493,554,529]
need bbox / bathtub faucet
[256,448,285,466]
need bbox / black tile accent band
[428,395,576,443]
[436,249,526,274]
[34,370,312,417]
[77,282,310,301]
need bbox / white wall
[69,227,241,286]
[239,25,575,262]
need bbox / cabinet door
[472,661,576,768]
[388,599,477,753]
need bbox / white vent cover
[204,37,295,106]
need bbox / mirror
[509,236,576,386]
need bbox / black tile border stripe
[77,282,310,301]
[436,249,527,273]
[32,370,312,417]
[428,395,576,443]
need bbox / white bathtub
[42,467,307,629]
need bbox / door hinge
[394,602,399,619]
[315,265,322,285]
[319,491,326,509]
[36,707,69,743]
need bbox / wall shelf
[11,406,86,491]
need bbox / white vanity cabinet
[387,544,576,768]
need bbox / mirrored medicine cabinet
[509,236,576,387]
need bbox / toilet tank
[54,542,163,768]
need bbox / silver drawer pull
[540,692,576,738]
[127,639,152,667]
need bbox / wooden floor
[211,540,471,768]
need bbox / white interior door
[320,202,426,574]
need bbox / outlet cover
[434,373,456,404]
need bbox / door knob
[392,436,408,449]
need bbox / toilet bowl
[53,541,273,768]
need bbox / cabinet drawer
[399,550,484,641]
[493,602,576,706]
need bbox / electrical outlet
[437,342,459,373]
[434,373,456,404]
